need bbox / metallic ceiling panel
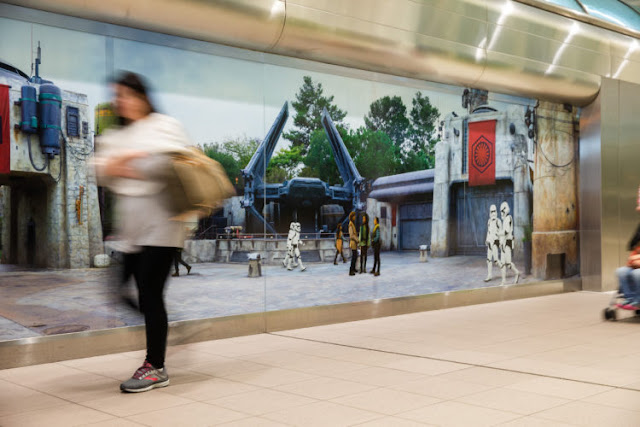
[480,50,601,104]
[7,0,635,105]
[9,0,286,51]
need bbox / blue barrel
[19,85,38,134]
[38,84,62,156]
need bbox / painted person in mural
[499,201,520,285]
[484,204,502,282]
[94,71,191,393]
[334,223,346,264]
[371,217,381,276]
[359,213,371,274]
[615,187,640,309]
[349,211,359,276]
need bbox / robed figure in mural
[484,204,502,282]
[500,201,520,285]
[370,217,381,276]
[334,223,346,264]
[359,213,371,274]
[349,212,359,276]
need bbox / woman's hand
[628,253,640,269]
[105,151,147,179]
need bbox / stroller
[603,288,640,321]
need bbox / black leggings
[372,244,381,274]
[174,248,191,273]
[359,246,368,272]
[123,246,175,369]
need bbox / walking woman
[359,213,370,274]
[334,223,346,264]
[348,212,359,275]
[94,71,190,393]
[371,216,381,276]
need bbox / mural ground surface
[0,253,540,341]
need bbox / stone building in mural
[0,66,103,268]
[431,101,533,261]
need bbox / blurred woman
[371,217,381,276]
[359,213,370,274]
[94,71,190,393]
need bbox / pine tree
[283,76,347,155]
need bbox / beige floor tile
[505,377,612,400]
[79,419,147,426]
[217,416,290,426]
[497,416,582,426]
[390,376,496,400]
[0,379,68,417]
[429,349,514,365]
[189,359,271,377]
[262,401,380,427]
[380,356,467,376]
[457,387,569,415]
[0,363,90,388]
[158,377,258,401]
[328,366,427,387]
[582,388,640,412]
[36,374,121,403]
[222,366,316,387]
[165,348,235,368]
[354,416,436,426]
[82,390,194,417]
[437,367,535,387]
[398,401,521,426]
[273,376,377,400]
[328,348,414,366]
[0,403,114,427]
[536,401,640,426]
[208,388,317,416]
[126,402,246,426]
[331,388,441,415]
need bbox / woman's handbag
[168,147,236,219]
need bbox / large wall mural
[0,15,580,341]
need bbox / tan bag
[168,147,236,219]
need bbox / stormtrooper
[286,222,306,271]
[484,204,502,282]
[282,222,297,268]
[499,201,520,285]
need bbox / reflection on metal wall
[8,0,640,106]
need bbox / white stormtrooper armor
[499,201,520,285]
[282,222,296,268]
[287,222,306,271]
[484,204,502,282]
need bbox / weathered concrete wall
[432,105,534,259]
[532,101,578,279]
[1,74,103,268]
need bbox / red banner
[0,85,10,174]
[468,120,496,187]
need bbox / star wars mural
[0,14,580,341]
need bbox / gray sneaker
[120,360,169,393]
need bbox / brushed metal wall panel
[579,92,603,292]
[600,78,622,292]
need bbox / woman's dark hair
[112,71,156,125]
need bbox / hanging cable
[27,134,48,171]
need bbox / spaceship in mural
[241,102,365,234]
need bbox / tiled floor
[2,291,640,426]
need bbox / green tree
[202,143,241,186]
[407,91,440,167]
[223,137,260,169]
[267,146,304,181]
[302,128,343,185]
[343,128,398,181]
[364,95,410,152]
[283,76,347,156]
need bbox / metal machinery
[241,102,364,234]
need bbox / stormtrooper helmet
[295,222,301,232]
[290,222,296,230]
[500,201,510,218]
[490,204,497,219]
